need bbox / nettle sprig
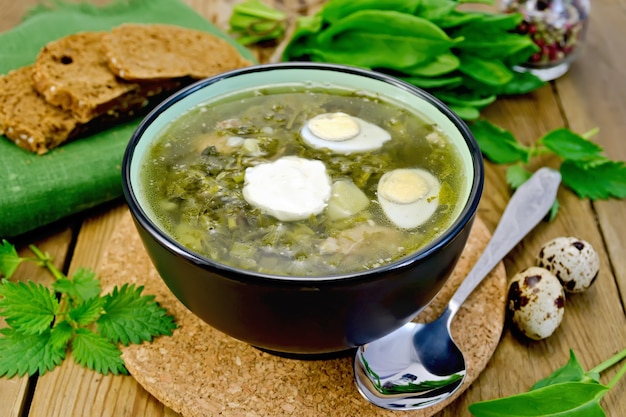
[0,240,177,378]
[470,120,626,219]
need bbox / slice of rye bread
[101,23,253,81]
[0,66,174,154]
[0,66,83,154]
[31,31,178,124]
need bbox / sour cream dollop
[242,156,332,221]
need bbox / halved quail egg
[377,168,441,229]
[300,112,391,154]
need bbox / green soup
[140,86,467,276]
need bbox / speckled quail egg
[507,266,566,340]
[377,168,441,229]
[300,112,391,154]
[242,156,331,221]
[536,236,600,293]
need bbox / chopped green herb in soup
[141,87,466,276]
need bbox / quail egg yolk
[242,156,332,222]
[308,112,360,141]
[378,169,430,204]
[301,112,391,154]
[377,169,441,229]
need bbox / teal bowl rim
[121,62,484,283]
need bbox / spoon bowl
[354,167,562,410]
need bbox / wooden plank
[29,356,173,417]
[555,0,626,308]
[442,78,626,415]
[0,1,31,32]
[553,1,626,410]
[5,2,251,416]
[5,0,626,416]
[0,377,29,417]
[453,1,626,413]
[0,227,75,417]
[1,3,57,416]
[16,1,314,414]
[26,204,182,417]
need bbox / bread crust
[0,66,82,154]
[31,31,150,123]
[2,24,252,154]
[102,23,252,81]
[0,66,176,154]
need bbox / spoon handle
[447,167,561,314]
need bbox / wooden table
[2,1,625,416]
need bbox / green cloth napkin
[0,0,254,238]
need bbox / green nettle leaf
[68,297,106,326]
[0,327,66,378]
[97,284,177,346]
[468,382,609,417]
[0,280,59,335]
[506,164,533,189]
[71,328,126,375]
[532,350,600,390]
[469,120,531,164]
[53,267,102,303]
[547,198,560,222]
[467,120,625,203]
[50,320,75,349]
[506,165,560,220]
[0,239,177,378]
[541,128,604,161]
[0,240,24,278]
[560,159,626,200]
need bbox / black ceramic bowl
[122,63,484,355]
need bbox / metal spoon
[354,167,561,410]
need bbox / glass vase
[501,0,591,81]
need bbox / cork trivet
[98,210,507,417]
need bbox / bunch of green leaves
[0,240,177,378]
[471,120,626,218]
[469,348,626,416]
[280,0,545,120]
[229,0,287,45]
